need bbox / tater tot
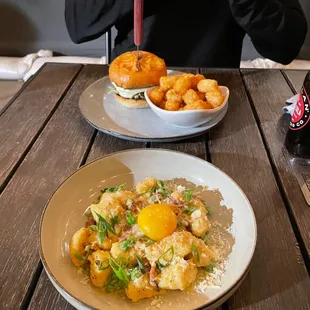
[180,102,186,108]
[196,91,206,100]
[205,90,224,108]
[159,100,166,110]
[165,100,180,111]
[159,75,179,91]
[191,74,205,90]
[173,76,192,95]
[184,100,211,110]
[197,79,219,93]
[182,89,200,105]
[182,73,195,79]
[149,87,165,106]
[165,89,182,103]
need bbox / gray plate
[79,75,228,142]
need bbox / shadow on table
[0,2,38,56]
[204,151,308,308]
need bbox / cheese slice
[111,82,150,99]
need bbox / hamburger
[108,50,167,108]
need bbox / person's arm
[229,0,307,64]
[65,0,124,43]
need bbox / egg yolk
[137,204,177,241]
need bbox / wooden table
[0,64,309,310]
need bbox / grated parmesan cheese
[79,276,90,285]
[194,260,228,292]
[177,185,186,192]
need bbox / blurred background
[0,0,309,60]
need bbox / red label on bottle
[289,87,310,130]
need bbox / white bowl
[145,86,230,128]
[40,149,257,310]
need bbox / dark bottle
[285,71,310,158]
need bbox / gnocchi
[69,178,221,303]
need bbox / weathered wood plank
[284,70,307,92]
[87,132,146,162]
[28,64,147,309]
[0,63,48,117]
[200,68,310,310]
[0,63,82,190]
[0,64,110,310]
[27,270,75,310]
[241,69,310,258]
[150,134,208,160]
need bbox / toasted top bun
[109,50,167,89]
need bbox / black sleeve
[65,0,124,44]
[229,0,308,64]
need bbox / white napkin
[282,94,300,115]
[0,50,52,81]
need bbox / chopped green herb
[205,263,216,273]
[157,247,174,270]
[98,231,105,244]
[157,180,165,188]
[74,253,85,260]
[106,273,123,292]
[96,212,117,235]
[120,237,136,251]
[108,257,129,287]
[95,258,110,271]
[89,225,98,232]
[184,188,195,202]
[206,206,212,216]
[101,183,126,193]
[130,267,142,280]
[146,238,155,246]
[111,215,119,226]
[136,255,146,274]
[201,233,209,245]
[177,220,183,228]
[156,180,170,198]
[125,211,136,225]
[84,245,91,253]
[92,212,117,244]
[150,186,157,194]
[183,206,197,214]
[191,243,200,263]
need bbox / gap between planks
[0,65,83,194]
[240,70,310,275]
